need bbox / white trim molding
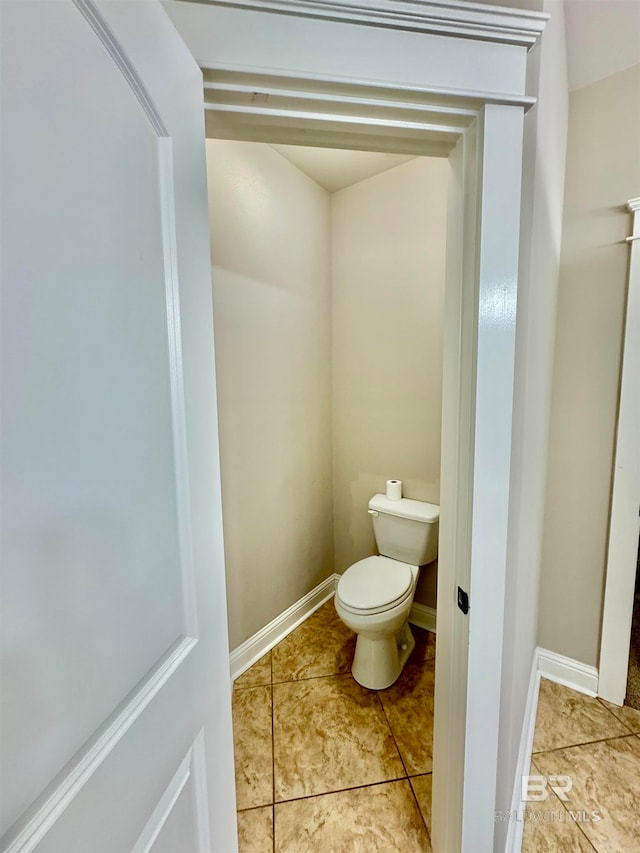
[131,729,211,853]
[505,656,541,853]
[598,197,640,705]
[229,575,339,681]
[164,6,542,847]
[4,636,198,853]
[202,66,536,156]
[73,0,167,135]
[194,0,548,47]
[536,647,599,697]
[409,602,437,633]
[505,647,600,852]
[131,750,193,853]
[229,576,437,681]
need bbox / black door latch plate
[457,586,469,615]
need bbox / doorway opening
[207,138,448,845]
[197,57,529,852]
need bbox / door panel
[32,705,204,853]
[0,1,236,850]
[134,735,207,853]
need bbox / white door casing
[165,2,543,849]
[599,199,640,706]
[0,2,236,851]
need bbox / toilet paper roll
[386,479,402,501]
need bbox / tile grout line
[408,774,431,845]
[233,615,437,846]
[256,652,435,688]
[595,696,640,736]
[235,778,406,813]
[234,682,272,691]
[271,669,355,686]
[374,689,433,843]
[271,803,275,853]
[236,803,276,814]
[375,692,410,779]
[236,633,434,690]
[236,666,427,690]
[529,758,598,853]
[267,682,409,808]
[532,731,640,757]
[377,690,433,843]
[269,777,418,807]
[573,814,598,852]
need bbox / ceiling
[270,145,417,193]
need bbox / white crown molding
[628,197,640,213]
[190,0,548,48]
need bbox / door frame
[165,1,545,848]
[197,50,534,853]
[599,198,640,705]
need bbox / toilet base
[351,621,415,690]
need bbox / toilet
[335,494,439,690]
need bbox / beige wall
[208,145,448,645]
[539,63,640,666]
[331,158,449,608]
[206,140,334,649]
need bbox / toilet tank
[368,495,439,566]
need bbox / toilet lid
[337,556,413,612]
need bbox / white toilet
[335,494,439,690]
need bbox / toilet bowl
[335,556,419,690]
[334,494,439,690]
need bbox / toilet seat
[337,556,414,616]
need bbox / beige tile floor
[522,677,640,852]
[232,597,436,852]
[234,602,640,853]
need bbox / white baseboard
[229,574,339,682]
[536,647,599,697]
[505,656,541,852]
[230,578,436,681]
[505,646,600,852]
[409,602,437,633]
